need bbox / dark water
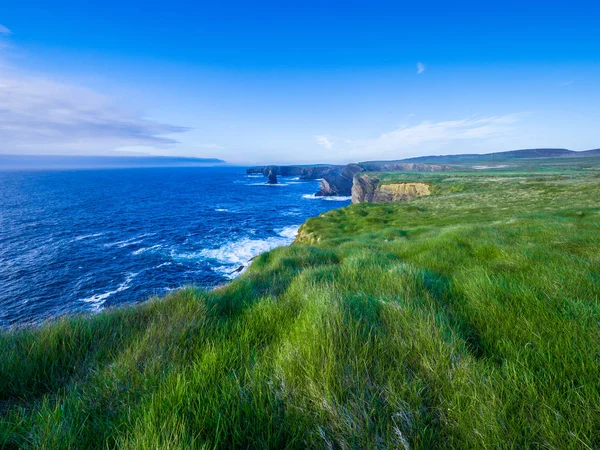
[0,166,350,328]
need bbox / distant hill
[398,148,600,164]
[0,155,226,170]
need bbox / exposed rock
[317,162,448,197]
[246,165,342,180]
[351,173,379,203]
[316,164,364,196]
[352,173,431,203]
[267,170,278,184]
[247,161,448,197]
[375,182,431,202]
[231,265,245,274]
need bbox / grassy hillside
[1,171,599,449]
[398,148,600,167]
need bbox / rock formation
[267,170,278,184]
[317,162,448,197]
[246,161,448,197]
[352,173,431,203]
[316,164,363,196]
[246,165,342,180]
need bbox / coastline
[2,170,599,448]
[0,167,350,328]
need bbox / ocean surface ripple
[0,166,350,328]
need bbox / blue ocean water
[0,166,350,328]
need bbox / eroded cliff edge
[246,165,342,180]
[247,161,449,197]
[352,173,431,203]
[319,162,446,197]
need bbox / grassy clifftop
[2,171,599,449]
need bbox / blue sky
[1,1,599,164]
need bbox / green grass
[1,171,599,449]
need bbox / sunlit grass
[1,171,599,449]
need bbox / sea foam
[132,244,162,256]
[80,272,139,311]
[74,232,105,241]
[302,194,352,201]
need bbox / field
[1,168,599,449]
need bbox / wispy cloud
[315,135,333,149]
[417,62,426,74]
[373,115,519,147]
[0,25,11,35]
[0,52,189,155]
[344,114,523,159]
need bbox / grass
[1,170,599,449]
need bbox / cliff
[315,164,363,196]
[317,162,448,196]
[246,162,448,195]
[246,165,342,179]
[352,173,431,203]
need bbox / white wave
[132,244,162,256]
[276,225,300,239]
[80,272,139,311]
[302,194,352,201]
[153,262,172,269]
[246,174,264,178]
[324,196,352,201]
[200,236,290,265]
[104,233,154,248]
[103,237,136,248]
[119,240,144,248]
[215,208,229,212]
[74,232,105,241]
[177,233,295,279]
[162,286,180,292]
[248,182,289,186]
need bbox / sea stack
[267,169,278,184]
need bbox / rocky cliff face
[352,174,431,203]
[316,164,363,196]
[351,173,378,203]
[247,161,448,197]
[246,165,342,180]
[267,169,278,184]
[317,162,448,197]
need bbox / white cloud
[344,114,523,159]
[417,62,426,74]
[375,115,519,146]
[315,135,333,149]
[0,25,11,35]
[0,57,188,155]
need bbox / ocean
[0,166,350,328]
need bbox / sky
[1,1,599,164]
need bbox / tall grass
[1,172,599,449]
